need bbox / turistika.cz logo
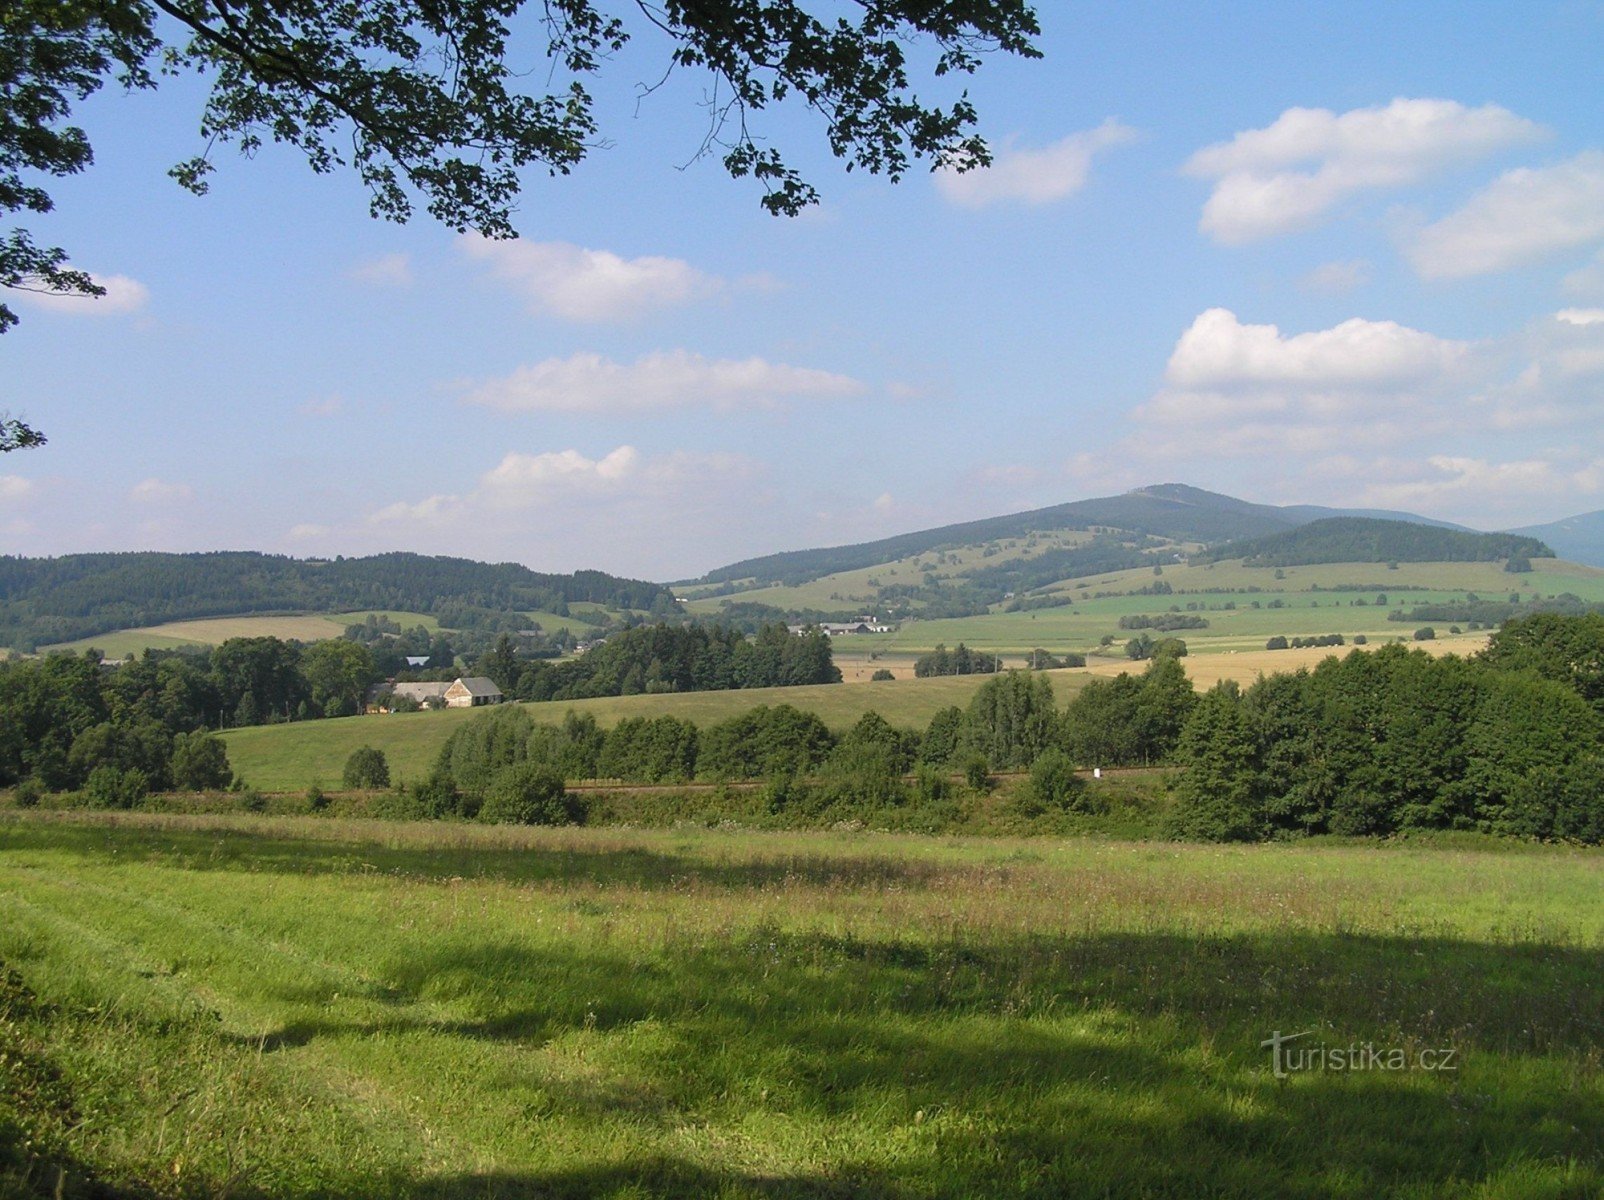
[1260,1030,1459,1078]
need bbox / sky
[6,1,1604,581]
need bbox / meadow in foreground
[2,812,1601,1198]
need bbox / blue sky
[6,1,1604,579]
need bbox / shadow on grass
[0,818,974,893]
[205,928,1604,1197]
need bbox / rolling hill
[1512,509,1604,569]
[694,484,1472,590]
[0,552,673,650]
[1197,518,1552,568]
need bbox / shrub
[12,779,43,808]
[913,764,950,804]
[1265,636,1289,651]
[1414,626,1437,642]
[1353,635,1368,645]
[170,730,234,791]
[479,762,581,825]
[83,765,148,810]
[870,668,895,681]
[963,753,992,792]
[343,746,391,789]
[1029,748,1086,810]
[305,783,329,811]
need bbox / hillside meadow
[1,812,1599,1198]
[220,671,1095,792]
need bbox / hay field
[1,812,1599,1198]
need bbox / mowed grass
[220,672,1095,792]
[1,812,1600,1198]
[45,613,370,655]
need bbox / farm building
[445,677,504,708]
[391,682,450,706]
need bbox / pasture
[220,671,1095,792]
[1,812,1599,1198]
[42,611,442,655]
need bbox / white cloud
[1356,455,1604,526]
[935,119,1137,208]
[348,253,412,287]
[461,350,866,414]
[1299,260,1371,294]
[360,445,768,576]
[1185,98,1544,243]
[1406,151,1604,278]
[1164,308,1469,391]
[0,475,34,501]
[460,235,721,321]
[129,478,194,505]
[1557,308,1604,326]
[13,272,150,316]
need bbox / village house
[444,676,504,708]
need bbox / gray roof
[452,676,504,697]
[391,681,450,701]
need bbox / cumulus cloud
[1406,151,1604,278]
[130,478,194,504]
[1163,308,1469,391]
[1356,455,1604,526]
[362,444,768,576]
[14,272,150,316]
[936,119,1137,208]
[1184,98,1544,243]
[460,235,724,321]
[348,253,412,287]
[461,350,866,414]
[0,475,34,501]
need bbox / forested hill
[695,484,1464,588]
[1198,518,1553,568]
[0,552,673,649]
[700,485,1300,587]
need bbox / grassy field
[220,671,1095,791]
[43,611,443,656]
[1,812,1599,1198]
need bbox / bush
[1028,748,1086,810]
[343,746,391,789]
[12,779,43,808]
[1353,635,1368,645]
[1414,626,1437,642]
[963,753,992,792]
[870,668,895,681]
[170,730,234,791]
[305,783,329,811]
[479,762,581,825]
[83,765,148,810]
[912,764,950,804]
[1265,636,1289,651]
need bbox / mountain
[1510,510,1604,569]
[1197,518,1553,568]
[0,552,673,650]
[698,484,1466,588]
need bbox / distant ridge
[1198,517,1553,568]
[1511,509,1604,569]
[698,484,1469,587]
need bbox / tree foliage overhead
[1,0,1041,339]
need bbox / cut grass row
[1,812,1599,1198]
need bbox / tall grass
[2,811,1600,1198]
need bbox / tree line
[1199,517,1552,569]
[1171,614,1604,842]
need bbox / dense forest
[1199,518,1553,569]
[0,552,675,649]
